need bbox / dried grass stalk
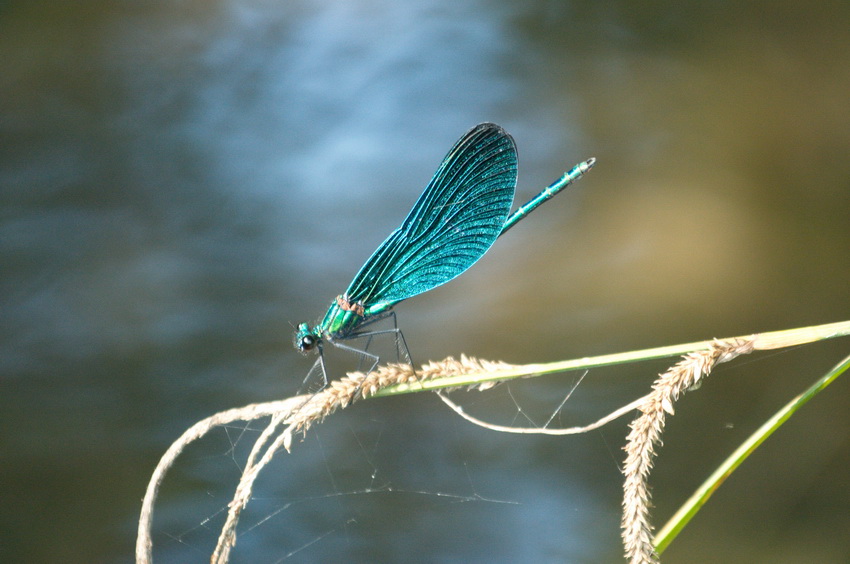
[137,355,509,564]
[620,338,755,564]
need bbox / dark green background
[2,1,849,562]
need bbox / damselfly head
[294,322,320,354]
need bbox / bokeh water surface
[2,1,850,562]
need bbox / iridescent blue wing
[345,123,517,308]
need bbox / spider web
[144,371,602,563]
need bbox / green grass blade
[654,352,850,554]
[372,320,850,396]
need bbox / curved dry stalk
[211,414,291,563]
[620,338,755,564]
[136,398,305,563]
[438,391,647,434]
[137,356,506,563]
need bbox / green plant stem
[654,352,850,554]
[373,320,850,397]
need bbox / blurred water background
[2,1,850,562]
